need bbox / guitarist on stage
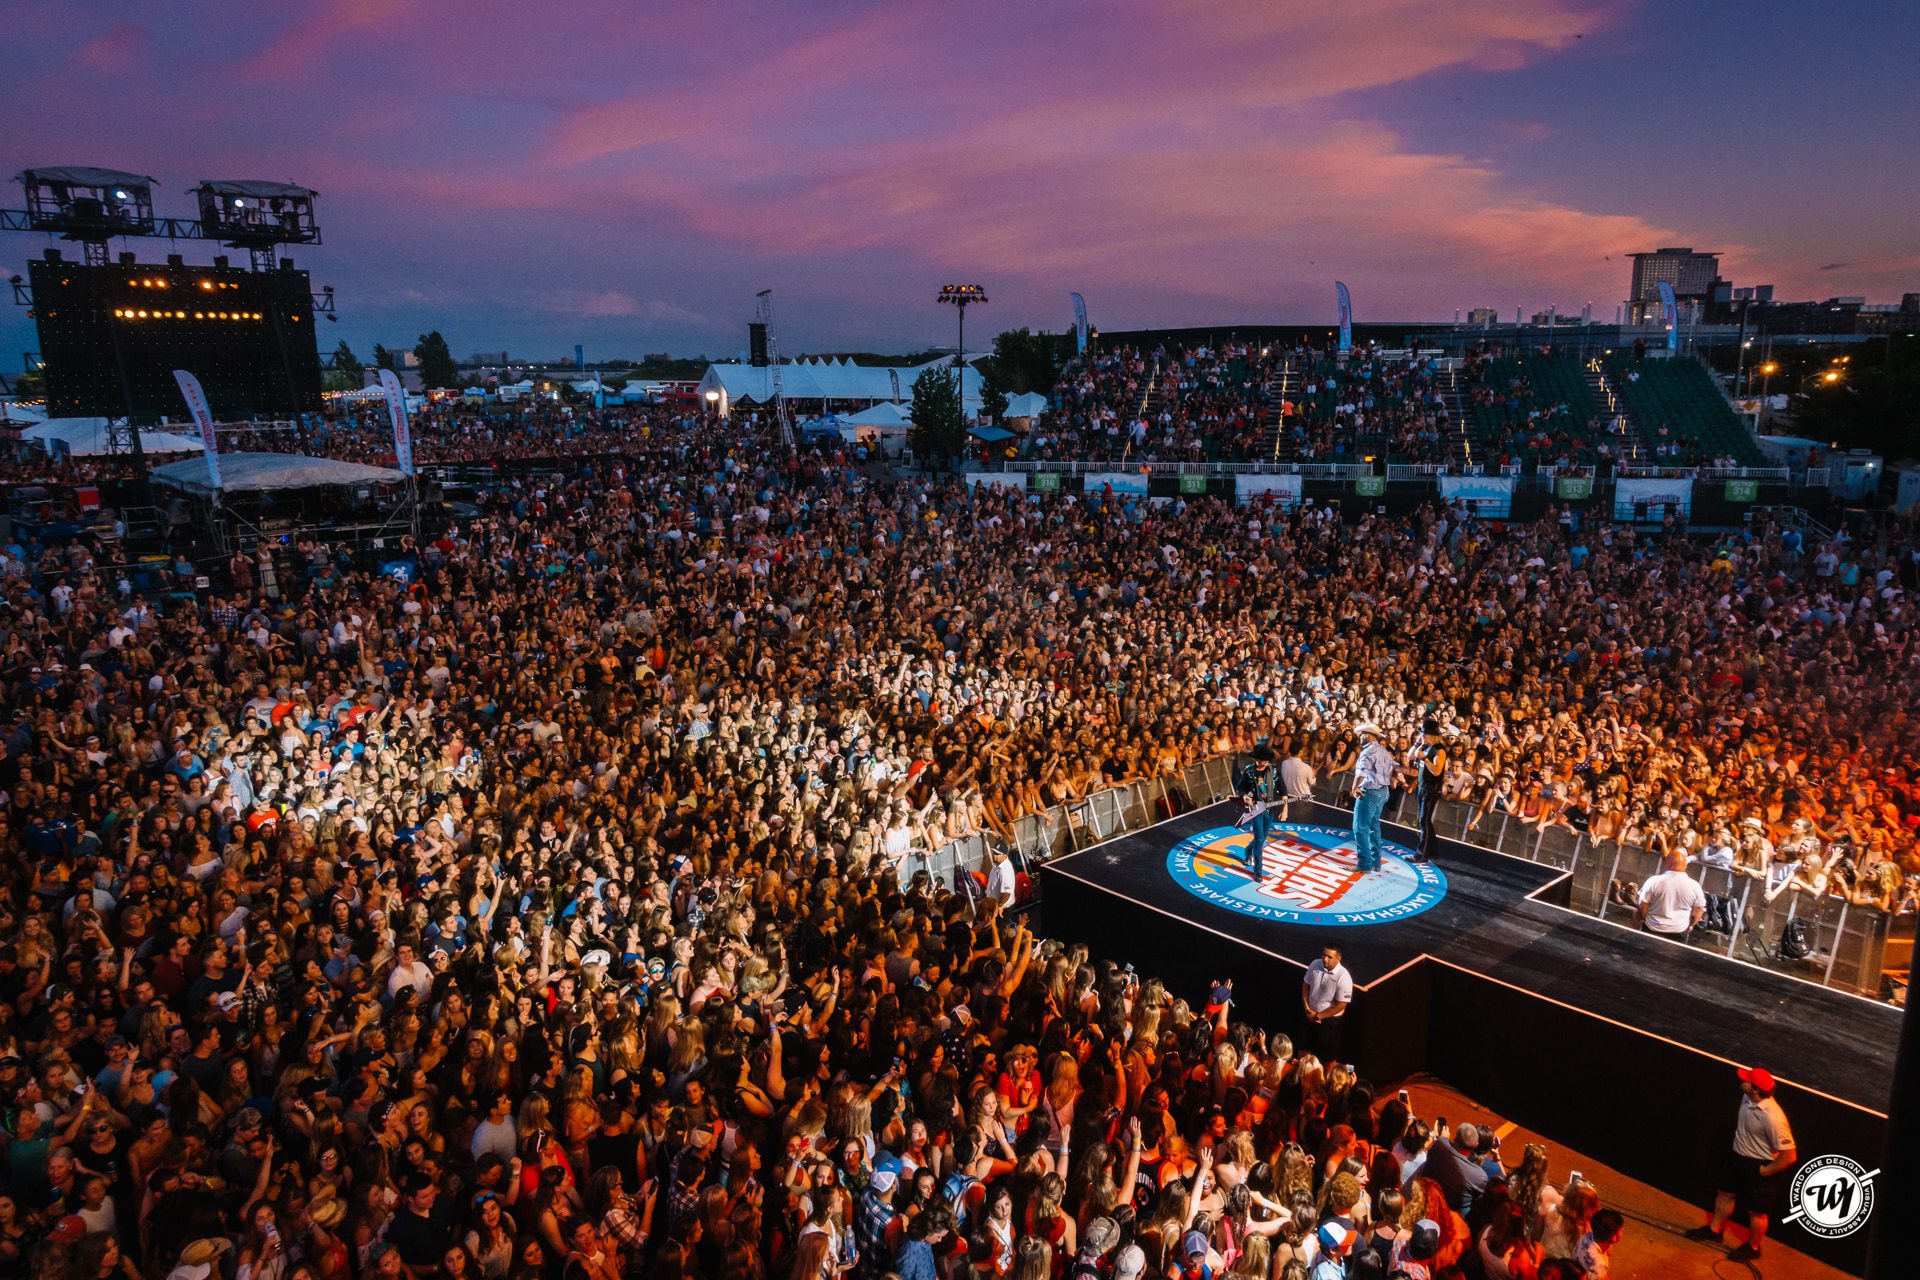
[1235,745,1278,878]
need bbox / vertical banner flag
[172,369,223,491]
[377,368,416,478]
[889,368,901,402]
[575,343,585,372]
[1335,281,1353,352]
[1071,293,1089,355]
[1657,281,1679,351]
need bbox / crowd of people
[1017,345,1461,469]
[3,408,1917,1280]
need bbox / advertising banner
[1335,281,1353,353]
[1071,292,1089,354]
[1085,470,1150,496]
[1657,281,1679,351]
[1438,473,1515,517]
[1614,475,1694,521]
[377,368,416,478]
[172,369,222,492]
[1235,473,1305,507]
[966,471,1027,492]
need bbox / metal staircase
[1439,364,1471,463]
[1584,358,1641,463]
[1258,364,1301,460]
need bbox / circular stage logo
[1165,823,1447,926]
[1785,1155,1876,1239]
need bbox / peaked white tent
[23,418,205,456]
[150,452,404,498]
[1003,392,1049,419]
[699,358,987,415]
[842,402,914,427]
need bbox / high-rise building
[1627,247,1721,323]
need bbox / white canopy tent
[1003,391,1048,419]
[150,451,405,498]
[23,418,205,455]
[841,401,914,427]
[699,358,986,415]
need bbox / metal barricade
[1532,825,1585,874]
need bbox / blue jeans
[1353,787,1388,871]
[1245,809,1274,877]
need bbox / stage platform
[1039,798,1898,1274]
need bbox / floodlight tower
[937,283,987,413]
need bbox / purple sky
[3,0,1916,364]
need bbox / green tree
[413,331,459,389]
[372,344,398,372]
[324,341,365,392]
[909,365,966,466]
[1788,336,1920,460]
[982,327,1069,395]
[980,368,1010,423]
[331,340,364,380]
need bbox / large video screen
[29,259,323,420]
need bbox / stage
[1039,798,1898,1274]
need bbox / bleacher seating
[1605,355,1768,467]
[1465,353,1603,466]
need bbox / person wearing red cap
[1686,1066,1796,1264]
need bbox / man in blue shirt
[894,1205,952,1280]
[1351,724,1395,874]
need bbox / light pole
[937,284,988,418]
[704,388,721,422]
[1760,361,1778,400]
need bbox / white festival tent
[1003,391,1049,419]
[150,451,405,498]
[698,357,986,415]
[841,401,914,428]
[22,417,205,455]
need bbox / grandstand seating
[1605,355,1768,467]
[1465,353,1602,465]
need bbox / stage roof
[151,451,405,497]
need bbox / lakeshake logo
[1165,824,1447,926]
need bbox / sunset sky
[2,0,1916,363]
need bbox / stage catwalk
[1039,798,1896,1273]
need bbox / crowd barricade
[900,772,1186,896]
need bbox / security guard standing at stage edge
[1236,745,1278,878]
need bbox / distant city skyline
[2,0,1916,365]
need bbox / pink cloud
[241,0,422,80]
[77,24,148,75]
